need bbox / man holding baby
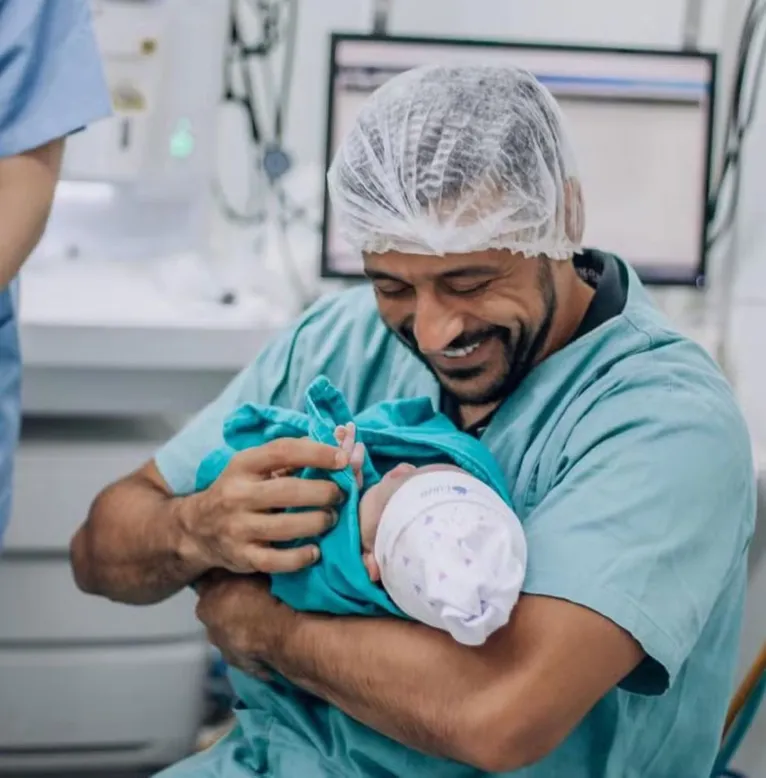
[70,64,755,778]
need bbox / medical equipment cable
[273,182,313,305]
[261,0,315,308]
[713,675,766,775]
[215,0,314,309]
[213,0,272,223]
[275,0,298,139]
[707,0,766,374]
[217,0,282,213]
[707,0,766,248]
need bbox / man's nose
[413,292,463,353]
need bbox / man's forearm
[268,611,526,771]
[0,140,64,287]
[70,471,206,605]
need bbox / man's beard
[392,263,557,406]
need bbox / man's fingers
[237,509,337,542]
[246,476,344,510]
[236,437,348,475]
[192,568,229,595]
[244,543,319,574]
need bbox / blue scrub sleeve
[0,0,112,157]
[521,376,755,694]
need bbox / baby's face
[358,462,465,580]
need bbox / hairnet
[327,64,584,259]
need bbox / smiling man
[365,248,598,431]
[71,65,755,777]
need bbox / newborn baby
[334,422,527,646]
[194,374,527,646]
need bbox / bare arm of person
[0,139,64,287]
[70,439,346,605]
[196,574,644,772]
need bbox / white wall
[215,2,766,773]
[261,0,728,169]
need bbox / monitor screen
[320,34,717,287]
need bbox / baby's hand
[333,422,365,489]
[333,422,356,457]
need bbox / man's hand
[226,594,645,772]
[195,570,294,679]
[180,438,348,576]
[70,438,350,606]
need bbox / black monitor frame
[319,32,718,288]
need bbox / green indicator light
[170,118,194,159]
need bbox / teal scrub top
[154,257,756,778]
[0,0,112,542]
[194,374,512,620]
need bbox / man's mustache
[399,326,509,354]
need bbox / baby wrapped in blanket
[196,376,527,645]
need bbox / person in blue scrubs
[70,66,756,777]
[0,1,111,543]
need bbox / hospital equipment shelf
[0,261,285,774]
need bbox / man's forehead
[363,250,511,281]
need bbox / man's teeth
[440,341,482,358]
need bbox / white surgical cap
[328,64,584,259]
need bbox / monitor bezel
[319,32,718,288]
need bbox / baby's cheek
[358,509,377,552]
[357,491,384,552]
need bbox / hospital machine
[0,1,237,773]
[320,34,718,289]
[34,0,223,268]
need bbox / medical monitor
[320,34,717,287]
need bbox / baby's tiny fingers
[350,442,365,469]
[339,423,356,455]
[350,443,365,488]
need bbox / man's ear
[563,177,585,245]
